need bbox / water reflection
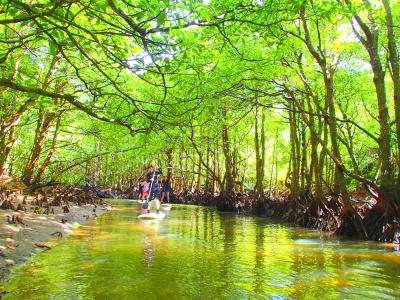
[141,221,159,267]
[1,200,400,300]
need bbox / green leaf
[9,7,17,16]
[67,10,75,19]
[131,46,141,54]
[48,40,57,57]
[157,12,167,27]
[37,96,53,108]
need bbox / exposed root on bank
[336,210,369,240]
[215,193,240,211]
[171,190,399,243]
[363,204,400,243]
[301,196,340,232]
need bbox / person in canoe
[160,175,171,203]
[146,165,162,214]
[140,178,150,201]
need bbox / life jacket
[141,182,149,193]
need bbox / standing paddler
[146,165,162,214]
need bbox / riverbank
[0,201,111,281]
[171,192,400,245]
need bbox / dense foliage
[1,0,399,240]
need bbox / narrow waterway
[1,200,399,299]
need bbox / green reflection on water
[1,200,400,300]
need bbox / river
[1,200,399,299]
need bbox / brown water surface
[1,200,399,299]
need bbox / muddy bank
[0,179,112,282]
[0,202,111,281]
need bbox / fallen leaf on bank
[34,243,51,250]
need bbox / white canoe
[161,203,172,211]
[138,212,165,220]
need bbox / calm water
[1,200,400,300]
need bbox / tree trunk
[22,110,56,184]
[195,154,202,193]
[382,0,400,193]
[166,148,173,190]
[222,124,235,196]
[299,5,367,238]
[300,113,308,194]
[343,0,398,240]
[0,99,34,174]
[255,103,266,212]
[307,95,322,197]
[205,136,211,193]
[35,115,62,183]
[289,101,300,198]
